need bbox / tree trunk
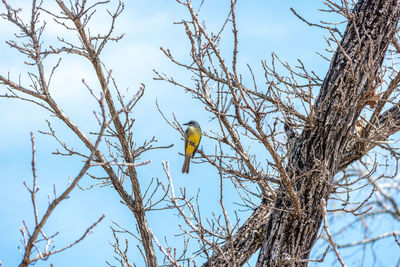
[202,0,400,266]
[202,102,400,266]
[202,96,400,265]
[256,0,400,266]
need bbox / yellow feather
[185,126,201,156]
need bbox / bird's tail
[182,155,191,174]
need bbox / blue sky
[0,0,398,266]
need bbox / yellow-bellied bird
[182,120,202,174]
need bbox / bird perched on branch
[182,120,202,174]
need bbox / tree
[1,0,400,266]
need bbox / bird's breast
[186,126,201,155]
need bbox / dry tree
[2,0,400,266]
[0,1,166,266]
[156,0,400,266]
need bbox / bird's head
[183,120,200,128]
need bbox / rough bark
[202,97,400,265]
[202,0,400,266]
[257,0,400,266]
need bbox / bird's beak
[183,122,189,126]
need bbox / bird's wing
[192,130,201,158]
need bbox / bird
[182,120,202,174]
